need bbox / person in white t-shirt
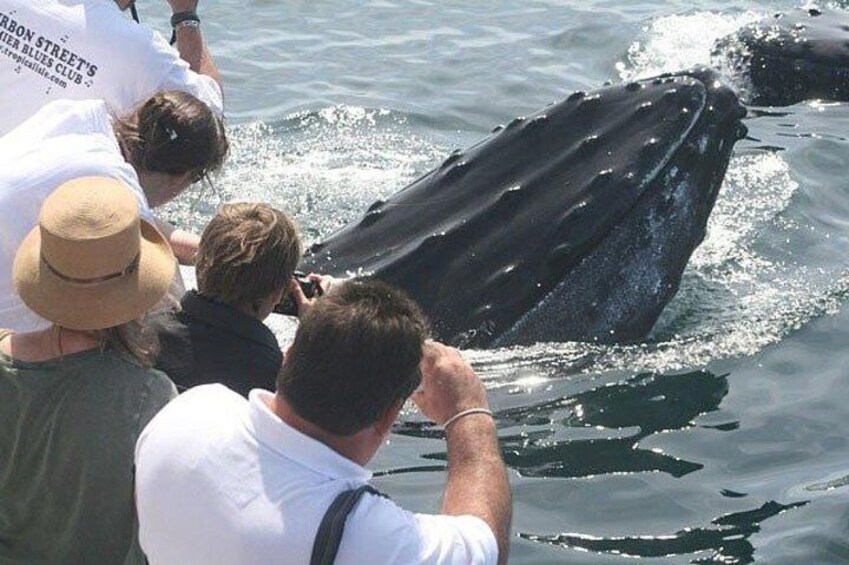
[0,90,228,332]
[0,0,222,135]
[135,278,513,565]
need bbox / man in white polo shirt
[135,278,512,564]
[0,0,222,135]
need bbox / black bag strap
[310,484,384,565]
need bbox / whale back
[715,8,849,105]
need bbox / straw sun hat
[12,177,176,331]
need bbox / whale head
[302,68,747,348]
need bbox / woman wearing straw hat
[0,89,229,333]
[0,176,177,564]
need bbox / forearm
[173,25,221,87]
[442,415,512,565]
[153,218,199,265]
[169,229,200,265]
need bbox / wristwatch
[170,11,200,44]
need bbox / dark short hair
[196,203,301,310]
[278,278,429,436]
[118,90,229,182]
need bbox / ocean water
[146,1,849,562]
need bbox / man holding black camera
[153,202,330,396]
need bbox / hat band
[43,253,141,286]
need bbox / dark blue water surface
[148,1,849,562]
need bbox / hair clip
[166,127,179,142]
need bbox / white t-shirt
[0,98,152,331]
[0,0,223,135]
[135,385,499,565]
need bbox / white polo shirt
[134,385,499,565]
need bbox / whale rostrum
[301,68,747,348]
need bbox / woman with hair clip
[0,176,178,564]
[0,89,229,332]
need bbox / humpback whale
[714,8,849,106]
[300,68,747,348]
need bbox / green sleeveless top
[0,344,177,564]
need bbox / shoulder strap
[310,485,384,565]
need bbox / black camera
[273,271,321,317]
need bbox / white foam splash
[617,11,763,81]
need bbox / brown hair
[278,278,429,436]
[116,90,229,183]
[48,319,160,367]
[97,319,160,367]
[195,203,301,311]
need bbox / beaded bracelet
[441,408,494,430]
